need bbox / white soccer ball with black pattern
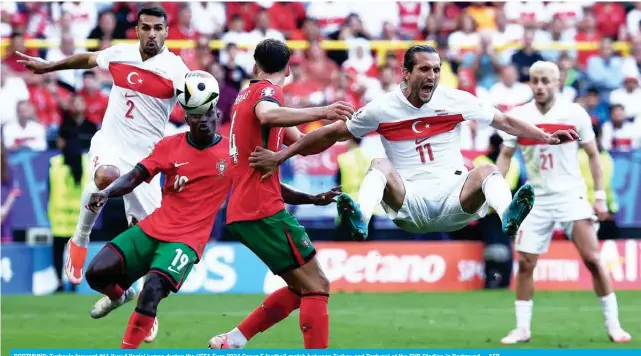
[176,70,220,114]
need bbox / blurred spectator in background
[4,32,36,74]
[327,13,370,65]
[0,65,30,125]
[593,2,626,40]
[582,87,610,124]
[266,2,306,38]
[290,17,322,42]
[342,38,378,83]
[463,32,505,90]
[473,133,520,289]
[221,15,250,45]
[350,1,399,39]
[398,1,429,40]
[3,100,47,151]
[27,72,71,129]
[58,95,98,153]
[306,1,351,37]
[448,13,480,62]
[208,62,238,128]
[586,38,623,96]
[626,2,641,38]
[490,8,522,63]
[558,58,578,102]
[226,2,261,32]
[489,64,533,112]
[284,55,324,108]
[434,38,460,89]
[248,9,285,43]
[601,104,641,152]
[503,1,548,31]
[336,136,375,241]
[78,71,108,126]
[44,10,74,46]
[1,140,21,243]
[575,10,602,68]
[221,43,250,90]
[324,71,362,109]
[511,29,544,82]
[167,4,199,56]
[88,10,126,46]
[467,1,497,32]
[609,71,641,119]
[538,17,576,62]
[364,66,396,103]
[45,32,80,90]
[189,1,226,38]
[52,1,97,41]
[304,41,339,88]
[579,124,620,240]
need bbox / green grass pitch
[2,290,640,351]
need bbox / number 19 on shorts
[169,248,189,273]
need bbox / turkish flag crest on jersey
[109,62,175,99]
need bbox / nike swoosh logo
[125,93,137,98]
[174,162,189,167]
[415,137,429,145]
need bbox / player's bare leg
[337,158,405,240]
[210,257,330,349]
[85,245,137,319]
[121,273,171,349]
[459,164,534,236]
[66,165,120,284]
[501,251,538,344]
[572,219,631,342]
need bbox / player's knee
[137,274,171,316]
[581,252,601,273]
[94,166,120,190]
[300,273,330,295]
[86,247,121,288]
[370,158,393,174]
[517,254,537,274]
[474,164,499,181]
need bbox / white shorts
[88,133,161,223]
[382,169,489,234]
[515,193,597,255]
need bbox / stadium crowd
[1,2,640,246]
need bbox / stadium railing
[1,39,632,63]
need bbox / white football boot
[90,287,136,319]
[500,328,531,344]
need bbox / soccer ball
[176,70,220,114]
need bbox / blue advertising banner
[7,149,641,228]
[0,244,57,295]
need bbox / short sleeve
[459,90,498,127]
[137,138,172,183]
[573,104,596,144]
[255,84,284,107]
[95,43,128,71]
[346,103,380,138]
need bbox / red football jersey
[137,133,232,258]
[226,80,286,223]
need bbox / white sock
[357,168,387,223]
[71,181,101,248]
[227,327,248,348]
[482,172,513,220]
[515,300,533,331]
[599,293,621,329]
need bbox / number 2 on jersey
[125,100,135,119]
[416,143,434,164]
[540,152,554,170]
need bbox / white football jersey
[94,43,189,161]
[502,97,595,199]
[346,85,497,179]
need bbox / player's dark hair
[82,70,96,78]
[403,45,438,72]
[137,6,167,23]
[254,38,291,74]
[10,32,23,40]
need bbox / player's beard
[142,39,161,57]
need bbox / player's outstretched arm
[86,168,146,213]
[255,100,354,127]
[15,51,99,74]
[249,121,354,181]
[496,146,516,177]
[281,184,342,205]
[490,112,580,145]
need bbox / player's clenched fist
[546,129,580,145]
[322,101,355,122]
[15,51,51,74]
[87,192,109,213]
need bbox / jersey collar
[186,133,222,150]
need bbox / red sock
[121,311,155,349]
[300,294,329,349]
[238,287,301,340]
[100,284,124,301]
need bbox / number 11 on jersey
[416,143,434,164]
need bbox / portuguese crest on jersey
[216,159,228,176]
[261,87,276,97]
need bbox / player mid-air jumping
[208,39,354,350]
[248,45,579,244]
[16,6,190,291]
[496,61,631,344]
[84,107,341,349]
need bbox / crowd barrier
[2,240,639,295]
[7,148,641,229]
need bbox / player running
[84,107,341,349]
[208,39,354,350]
[248,45,578,243]
[16,6,190,288]
[496,61,632,344]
